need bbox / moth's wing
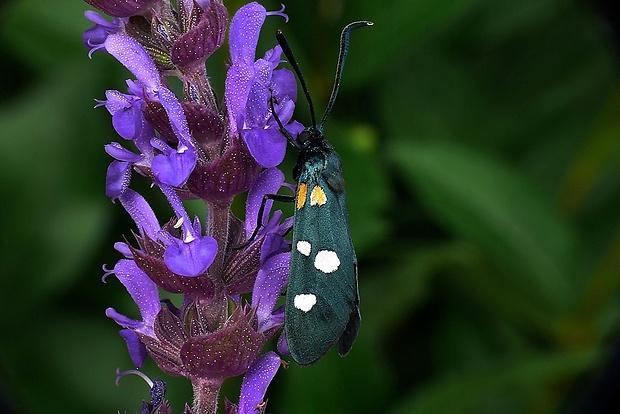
[337,258,360,357]
[285,170,359,365]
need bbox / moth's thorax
[293,128,340,182]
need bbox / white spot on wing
[296,240,311,256]
[314,250,340,273]
[294,294,317,312]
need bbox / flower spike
[85,0,308,411]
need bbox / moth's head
[297,125,324,147]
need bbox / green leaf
[389,140,577,316]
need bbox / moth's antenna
[320,21,373,127]
[276,30,317,127]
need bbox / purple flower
[98,81,156,197]
[222,168,293,296]
[119,188,218,283]
[86,1,302,412]
[82,10,120,55]
[225,2,303,168]
[252,251,289,334]
[158,185,218,278]
[103,258,161,367]
[225,352,281,414]
[104,34,198,187]
[92,2,301,201]
[134,249,289,384]
[97,82,152,142]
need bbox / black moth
[271,21,373,365]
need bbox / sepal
[84,0,158,18]
[180,306,264,385]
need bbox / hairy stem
[192,379,221,414]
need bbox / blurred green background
[1,0,620,412]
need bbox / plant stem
[192,379,221,414]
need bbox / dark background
[2,0,620,412]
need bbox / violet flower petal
[259,230,291,265]
[82,11,120,54]
[276,331,290,356]
[243,60,272,128]
[225,64,254,136]
[272,99,295,126]
[271,305,284,326]
[252,252,289,332]
[105,142,142,162]
[99,89,135,115]
[110,259,161,334]
[119,329,148,368]
[270,68,297,103]
[284,120,305,137]
[157,183,219,278]
[106,307,143,330]
[228,2,266,65]
[163,236,218,277]
[262,45,283,69]
[104,37,197,156]
[149,85,197,187]
[245,168,285,236]
[155,87,193,144]
[151,150,197,187]
[242,127,287,168]
[84,10,117,27]
[105,160,132,198]
[99,88,156,146]
[224,2,270,136]
[238,352,281,414]
[104,35,160,89]
[118,189,161,239]
[114,241,132,258]
[111,101,146,140]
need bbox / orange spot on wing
[310,186,327,206]
[297,183,308,210]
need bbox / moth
[272,21,373,365]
